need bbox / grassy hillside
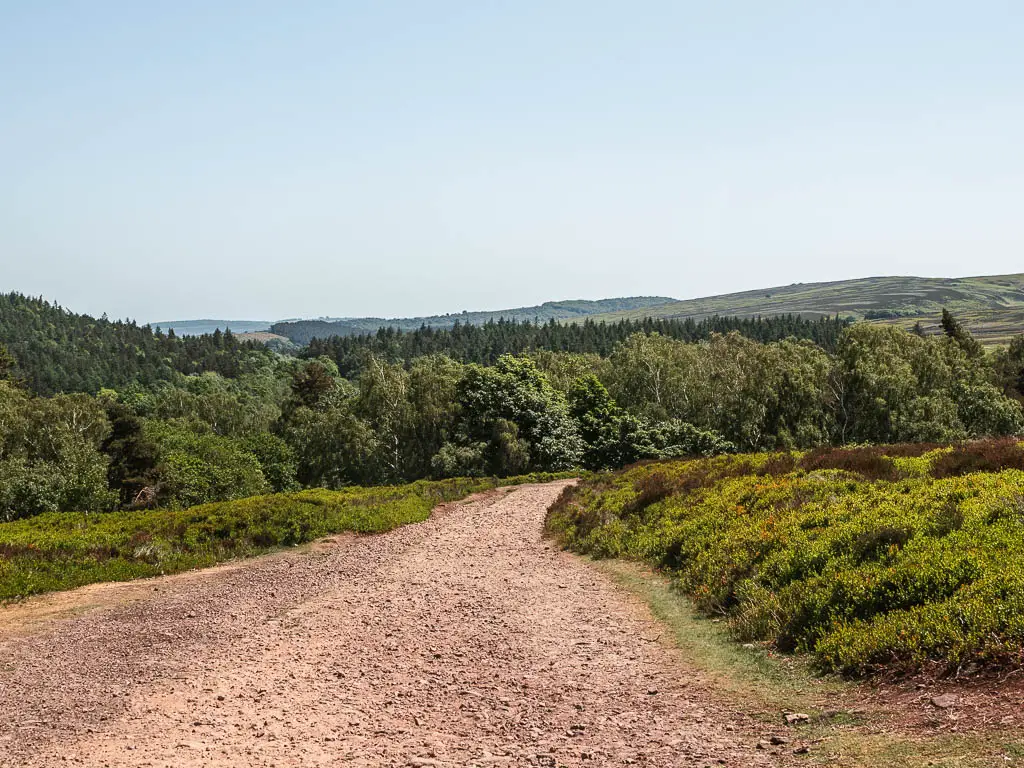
[584,274,1024,344]
[547,440,1024,676]
[271,296,675,344]
[162,274,1024,348]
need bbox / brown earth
[0,481,781,767]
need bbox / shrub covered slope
[0,473,564,601]
[547,440,1024,675]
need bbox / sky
[2,1,1023,323]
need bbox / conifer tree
[940,308,983,358]
[0,342,14,380]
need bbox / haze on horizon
[3,2,1023,323]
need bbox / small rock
[793,745,810,755]
[756,741,771,751]
[769,735,788,745]
[930,694,958,709]
[784,713,810,725]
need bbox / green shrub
[0,472,569,601]
[546,439,1024,675]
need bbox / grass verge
[0,472,569,602]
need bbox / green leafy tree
[446,355,582,473]
[146,420,270,508]
[0,383,116,516]
[568,374,734,469]
[283,405,380,488]
[489,418,531,476]
[358,356,412,481]
[0,458,62,520]
[607,332,834,451]
[242,432,299,493]
[993,335,1024,403]
[401,355,463,478]
[834,324,1021,444]
[430,441,488,478]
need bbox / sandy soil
[0,481,778,767]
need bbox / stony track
[0,482,775,767]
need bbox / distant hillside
[582,274,1024,345]
[271,297,675,345]
[152,320,272,336]
[0,294,273,395]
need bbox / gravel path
[0,482,776,767]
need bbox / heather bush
[931,438,1024,478]
[547,439,1024,675]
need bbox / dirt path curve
[0,482,776,767]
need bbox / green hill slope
[583,274,1024,344]
[271,296,675,345]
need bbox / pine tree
[0,342,14,380]
[940,308,983,358]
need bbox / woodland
[1,292,1022,524]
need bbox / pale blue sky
[2,2,1023,322]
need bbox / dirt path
[0,482,777,767]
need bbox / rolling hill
[159,274,1024,348]
[270,297,676,345]
[151,320,272,336]
[582,273,1024,345]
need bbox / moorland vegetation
[547,439,1024,675]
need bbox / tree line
[0,293,276,396]
[303,314,851,377]
[1,295,1023,523]
[269,296,678,344]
